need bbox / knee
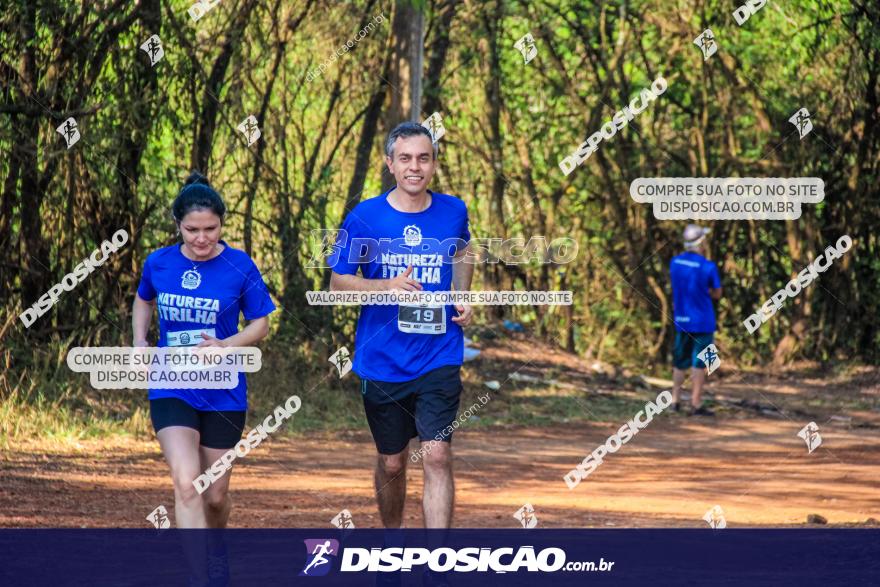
[378,453,407,477]
[421,445,452,472]
[172,471,203,504]
[203,490,228,513]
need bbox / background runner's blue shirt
[136,240,276,411]
[330,189,471,382]
[670,251,721,333]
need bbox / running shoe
[692,405,715,417]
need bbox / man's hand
[386,265,423,292]
[452,303,473,327]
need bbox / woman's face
[178,208,222,257]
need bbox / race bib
[398,304,446,334]
[166,328,215,347]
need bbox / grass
[0,342,372,449]
[457,379,654,430]
[0,354,645,450]
[5,337,873,449]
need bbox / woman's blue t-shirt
[136,241,276,411]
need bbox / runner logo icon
[330,509,355,529]
[329,347,352,378]
[139,34,164,67]
[789,108,813,139]
[300,539,339,577]
[146,505,170,529]
[703,505,726,529]
[697,344,721,375]
[421,112,446,143]
[513,503,538,528]
[514,32,538,64]
[56,117,81,149]
[693,29,717,61]
[238,115,261,147]
[798,422,822,453]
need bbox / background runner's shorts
[673,331,714,370]
[150,397,246,449]
[360,364,463,455]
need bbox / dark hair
[172,171,226,222]
[384,121,438,159]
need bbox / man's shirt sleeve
[709,262,721,289]
[460,203,471,243]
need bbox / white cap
[683,224,710,248]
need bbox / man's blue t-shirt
[330,189,471,382]
[136,241,276,411]
[670,251,721,333]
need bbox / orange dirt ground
[2,338,878,528]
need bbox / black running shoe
[692,405,715,417]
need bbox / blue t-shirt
[670,251,721,333]
[330,189,471,382]
[136,241,276,411]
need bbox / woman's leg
[199,445,234,528]
[156,426,207,528]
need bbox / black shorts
[673,331,714,370]
[150,397,246,449]
[361,364,463,455]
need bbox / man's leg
[672,368,686,407]
[375,449,408,528]
[691,366,706,409]
[671,330,689,410]
[421,441,454,528]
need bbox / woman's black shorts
[150,397,246,449]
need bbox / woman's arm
[132,294,155,346]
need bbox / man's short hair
[384,121,438,159]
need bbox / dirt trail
[2,417,878,528]
[3,336,878,528]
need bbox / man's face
[385,134,435,196]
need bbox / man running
[670,224,722,415]
[302,541,335,576]
[329,121,473,531]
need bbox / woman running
[132,171,275,535]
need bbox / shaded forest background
[1,0,878,439]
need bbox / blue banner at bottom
[1,529,878,586]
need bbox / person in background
[670,224,722,416]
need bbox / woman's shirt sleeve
[241,260,276,320]
[137,256,157,301]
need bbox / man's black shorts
[150,397,246,449]
[360,364,463,455]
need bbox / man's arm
[330,266,423,292]
[709,287,722,301]
[452,242,474,291]
[451,242,474,326]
